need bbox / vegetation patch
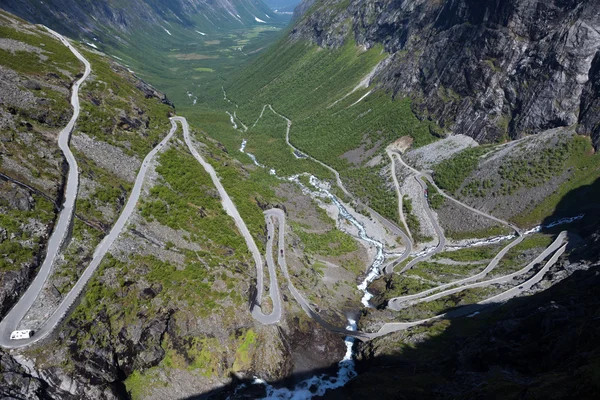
[433,146,490,194]
[295,226,359,257]
[513,136,600,226]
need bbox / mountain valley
[0,0,599,399]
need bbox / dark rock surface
[0,350,76,400]
[291,0,600,145]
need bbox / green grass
[403,197,431,243]
[233,329,257,371]
[76,49,173,159]
[432,146,491,194]
[221,39,438,220]
[140,145,249,253]
[493,233,554,274]
[395,286,500,320]
[410,260,487,284]
[0,25,80,77]
[242,107,335,178]
[513,135,600,226]
[295,226,359,257]
[385,275,438,298]
[0,195,55,271]
[445,225,512,241]
[497,139,572,195]
[425,179,444,209]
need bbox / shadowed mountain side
[332,264,600,399]
[541,177,600,261]
[176,255,600,399]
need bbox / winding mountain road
[388,235,525,307]
[479,243,567,304]
[177,117,282,325]
[392,150,520,234]
[225,99,571,339]
[381,151,447,275]
[375,237,567,338]
[265,208,373,340]
[387,149,413,243]
[0,35,185,348]
[267,105,413,263]
[0,28,91,348]
[388,231,567,311]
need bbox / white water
[255,319,357,399]
[230,110,586,398]
[240,139,264,168]
[226,111,238,130]
[187,91,198,106]
[307,176,386,307]
[447,214,585,251]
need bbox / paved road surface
[375,237,567,337]
[387,235,525,308]
[178,117,281,325]
[389,231,567,311]
[387,149,413,243]
[0,106,177,349]
[480,243,567,304]
[265,209,372,340]
[0,28,91,348]
[268,105,412,268]
[396,164,446,274]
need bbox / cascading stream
[307,176,386,307]
[255,319,357,400]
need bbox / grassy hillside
[208,39,438,221]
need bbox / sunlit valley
[0,0,598,399]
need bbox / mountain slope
[0,8,362,399]
[289,0,600,145]
[0,0,276,40]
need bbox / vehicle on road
[10,330,34,340]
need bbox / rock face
[292,0,600,145]
[0,350,76,400]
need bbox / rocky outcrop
[0,350,77,400]
[291,0,600,145]
[578,51,600,149]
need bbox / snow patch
[349,90,372,107]
[195,30,206,36]
[254,16,266,23]
[162,27,172,36]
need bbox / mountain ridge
[289,0,600,146]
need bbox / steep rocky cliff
[291,0,600,145]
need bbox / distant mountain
[263,0,301,13]
[0,0,277,49]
